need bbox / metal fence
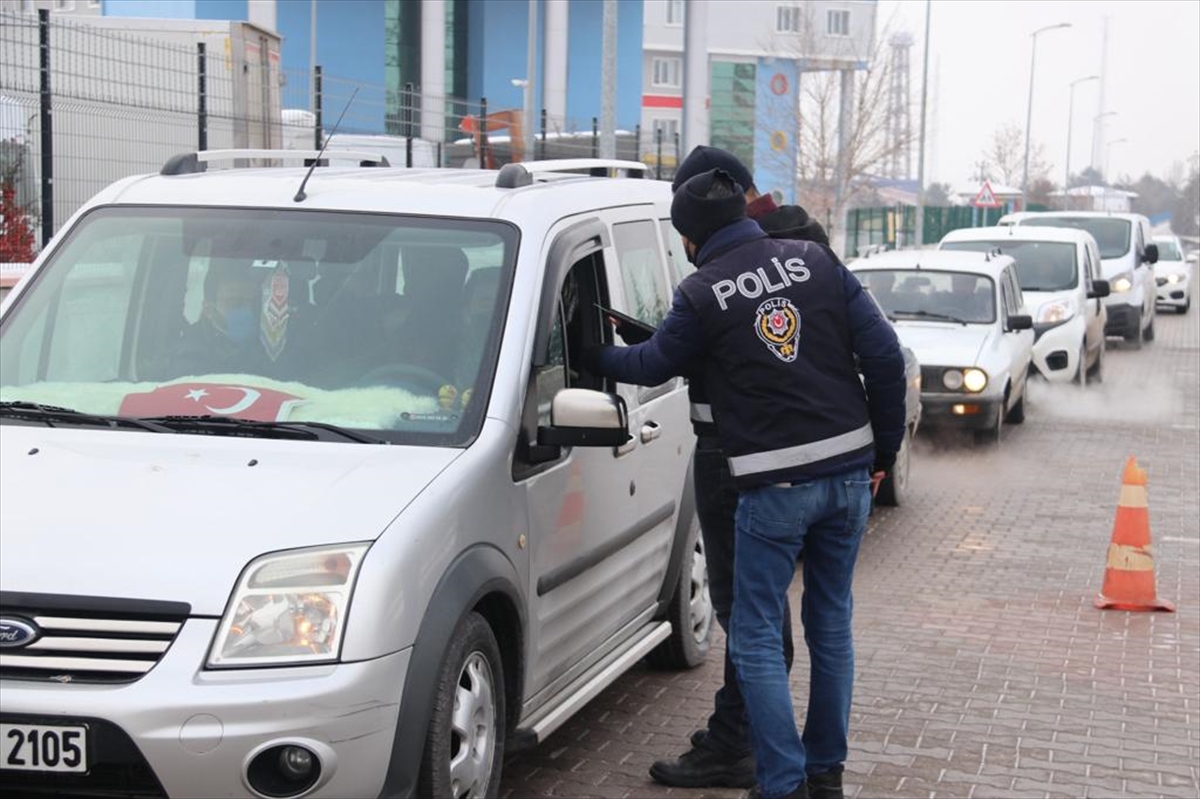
[844,204,1052,256]
[1,10,682,254]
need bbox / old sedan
[849,250,1034,444]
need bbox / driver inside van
[174,263,271,377]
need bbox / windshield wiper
[889,309,970,325]
[0,401,174,433]
[140,415,388,444]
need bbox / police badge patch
[754,297,801,362]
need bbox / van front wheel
[418,612,506,799]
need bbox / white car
[1152,234,1192,314]
[848,250,1034,443]
[1001,211,1159,348]
[0,153,712,798]
[939,226,1111,386]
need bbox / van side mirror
[1143,243,1159,265]
[537,388,632,448]
[1007,314,1033,331]
[1088,279,1111,299]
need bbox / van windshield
[941,240,1076,291]
[0,206,518,445]
[1021,216,1131,259]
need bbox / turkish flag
[119,383,302,421]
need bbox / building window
[55,0,76,11]
[651,118,679,144]
[666,0,683,26]
[21,0,36,14]
[651,57,682,88]
[776,5,802,34]
[827,9,850,37]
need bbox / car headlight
[1036,298,1074,324]
[942,369,964,390]
[1111,273,1134,292]
[962,368,988,393]
[207,543,370,668]
[1167,273,1183,284]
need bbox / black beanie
[671,145,755,195]
[671,169,747,248]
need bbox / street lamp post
[1022,22,1071,204]
[1092,110,1117,180]
[1065,75,1099,197]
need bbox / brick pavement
[500,308,1200,799]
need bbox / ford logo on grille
[0,618,40,648]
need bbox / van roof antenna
[294,87,359,203]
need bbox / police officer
[641,145,830,794]
[583,169,906,799]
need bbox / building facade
[88,0,645,145]
[642,0,876,201]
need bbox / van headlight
[1036,298,1074,324]
[1111,272,1133,292]
[207,544,370,668]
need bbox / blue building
[99,0,645,142]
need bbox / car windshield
[0,206,518,445]
[941,240,1076,291]
[857,269,996,324]
[1021,216,1131,259]
[1154,239,1183,260]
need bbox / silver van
[0,154,712,798]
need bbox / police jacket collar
[696,218,767,267]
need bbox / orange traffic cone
[1094,457,1175,612]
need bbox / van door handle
[640,422,662,444]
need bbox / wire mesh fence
[1,10,681,255]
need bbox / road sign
[972,181,1002,209]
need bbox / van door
[516,215,681,710]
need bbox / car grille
[0,592,189,684]
[919,365,946,390]
[0,714,167,798]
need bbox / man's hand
[870,450,896,498]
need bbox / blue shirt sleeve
[594,288,705,386]
[840,264,908,457]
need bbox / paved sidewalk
[501,309,1200,799]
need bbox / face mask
[220,306,257,343]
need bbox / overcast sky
[875,0,1200,189]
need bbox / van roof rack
[161,149,391,175]
[495,159,648,189]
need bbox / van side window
[660,220,694,287]
[612,220,670,327]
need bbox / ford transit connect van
[0,153,712,799]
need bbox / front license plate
[1,723,88,773]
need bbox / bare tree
[753,8,917,236]
[980,122,1051,187]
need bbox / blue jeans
[693,439,794,757]
[728,468,872,799]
